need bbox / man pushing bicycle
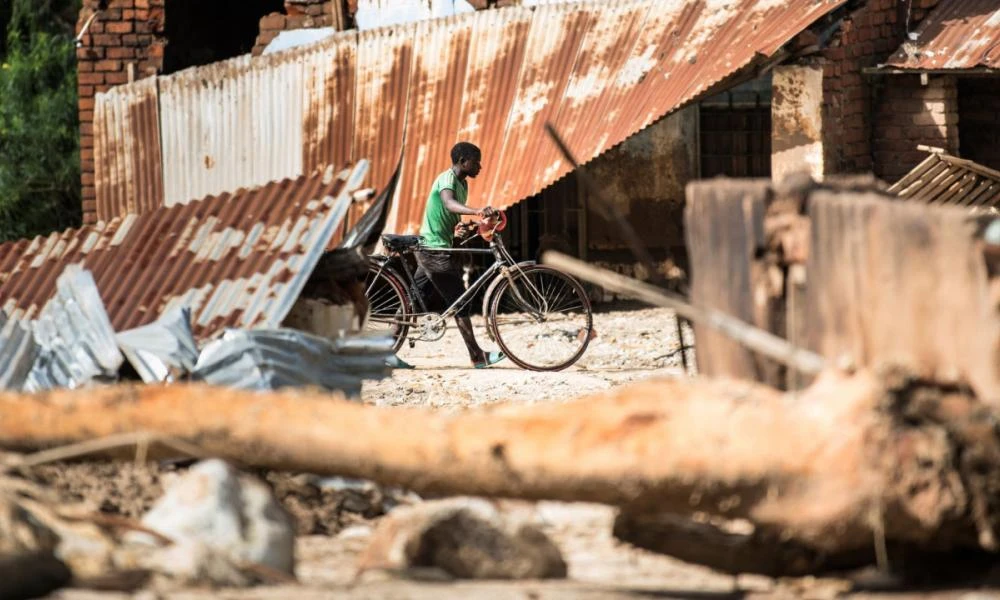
[414,142,506,369]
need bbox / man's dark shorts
[414,249,470,316]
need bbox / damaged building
[71,0,1000,280]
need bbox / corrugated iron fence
[95,0,845,232]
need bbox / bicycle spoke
[489,267,592,371]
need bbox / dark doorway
[958,78,1000,171]
[699,75,772,178]
[162,0,283,74]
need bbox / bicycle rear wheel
[487,265,593,371]
[364,263,411,352]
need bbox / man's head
[451,142,482,178]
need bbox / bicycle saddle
[381,234,422,252]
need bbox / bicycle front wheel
[364,263,411,352]
[487,265,593,371]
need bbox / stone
[127,459,295,585]
[357,498,566,580]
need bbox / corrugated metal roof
[884,0,1000,70]
[0,161,368,341]
[93,0,845,228]
[889,151,1000,208]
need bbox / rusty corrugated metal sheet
[303,32,358,174]
[93,0,844,230]
[889,151,1000,208]
[0,162,367,340]
[158,52,308,210]
[353,23,414,224]
[94,77,164,219]
[885,0,1000,70]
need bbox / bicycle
[363,212,594,371]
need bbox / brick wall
[820,0,941,177]
[76,0,167,224]
[958,78,1000,172]
[873,74,958,182]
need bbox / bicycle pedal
[408,339,417,349]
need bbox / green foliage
[0,0,82,242]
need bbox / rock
[358,497,566,580]
[127,459,295,585]
[0,551,72,600]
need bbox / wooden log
[1,372,994,568]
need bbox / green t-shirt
[419,168,468,248]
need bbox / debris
[191,329,394,395]
[0,551,72,600]
[2,369,1000,577]
[116,306,200,383]
[265,473,420,535]
[25,264,123,391]
[0,312,38,391]
[357,497,566,580]
[126,459,295,586]
[542,251,826,376]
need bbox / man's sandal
[385,355,416,369]
[474,351,506,369]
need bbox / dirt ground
[39,305,1000,599]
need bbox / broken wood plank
[684,179,788,386]
[806,192,1000,405]
[542,251,826,376]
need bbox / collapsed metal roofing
[0,161,368,340]
[884,0,1000,71]
[889,151,1000,208]
[94,0,846,231]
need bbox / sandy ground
[44,306,1000,599]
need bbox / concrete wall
[585,105,699,252]
[772,65,824,181]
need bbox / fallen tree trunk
[0,373,997,574]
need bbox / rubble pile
[0,264,393,395]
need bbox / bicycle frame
[400,247,503,320]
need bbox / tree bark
[0,371,994,573]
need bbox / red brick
[79,72,106,85]
[88,21,105,34]
[104,72,129,85]
[95,59,122,71]
[260,13,287,29]
[80,110,94,123]
[79,97,96,111]
[78,60,95,73]
[107,46,136,59]
[77,46,102,59]
[80,136,94,149]
[91,34,120,46]
[80,148,94,163]
[106,21,133,34]
[136,0,149,8]
[122,8,135,19]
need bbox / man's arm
[441,188,495,217]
